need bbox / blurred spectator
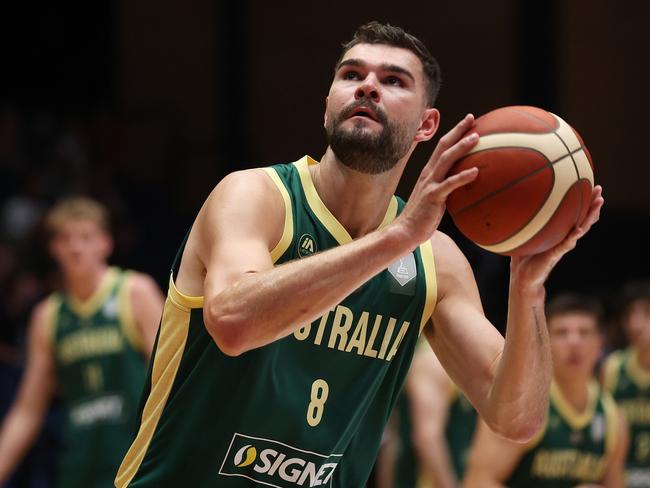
[602,281,650,488]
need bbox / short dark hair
[338,21,441,107]
[546,293,605,331]
[616,280,650,320]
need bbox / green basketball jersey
[506,381,619,488]
[603,348,650,487]
[116,156,437,488]
[49,267,147,488]
[392,386,476,487]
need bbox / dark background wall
[0,1,648,484]
[1,0,649,327]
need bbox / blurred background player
[388,343,477,488]
[463,293,628,488]
[603,281,650,487]
[0,197,164,488]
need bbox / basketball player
[392,344,477,487]
[463,294,628,487]
[115,22,604,487]
[603,281,650,487]
[0,197,164,488]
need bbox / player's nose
[355,74,380,102]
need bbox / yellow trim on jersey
[418,239,437,334]
[294,156,399,245]
[118,271,144,353]
[114,274,196,488]
[44,294,63,350]
[626,348,650,389]
[168,272,204,309]
[550,380,599,430]
[67,267,119,318]
[602,351,624,393]
[601,391,619,459]
[262,167,294,263]
[378,196,398,230]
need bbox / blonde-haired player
[0,197,164,488]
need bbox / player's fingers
[575,186,604,235]
[426,114,475,169]
[430,132,479,182]
[432,167,479,200]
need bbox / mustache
[338,100,388,124]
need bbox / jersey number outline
[307,379,329,427]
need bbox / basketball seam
[502,179,590,253]
[552,119,586,226]
[450,146,585,216]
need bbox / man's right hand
[394,113,479,249]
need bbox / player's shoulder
[203,168,285,215]
[430,230,474,280]
[28,294,61,344]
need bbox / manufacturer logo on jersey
[219,433,341,487]
[388,253,416,286]
[590,413,605,442]
[102,295,119,319]
[298,234,317,258]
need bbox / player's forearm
[462,470,507,488]
[205,224,415,356]
[485,281,551,442]
[0,407,44,482]
[416,434,458,488]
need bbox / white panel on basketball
[480,151,578,254]
[554,115,582,150]
[553,115,594,184]
[467,132,566,164]
[573,150,594,183]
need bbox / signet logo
[219,433,342,487]
[298,234,317,258]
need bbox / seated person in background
[463,293,628,488]
[603,281,650,488]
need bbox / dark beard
[325,101,413,175]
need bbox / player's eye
[343,70,360,80]
[385,76,403,86]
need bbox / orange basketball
[447,106,594,257]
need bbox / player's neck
[554,375,591,413]
[314,148,405,239]
[64,264,110,302]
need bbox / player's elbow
[203,306,248,357]
[487,411,544,444]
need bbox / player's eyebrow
[336,58,415,83]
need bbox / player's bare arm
[128,273,164,359]
[596,408,629,488]
[177,115,479,356]
[406,346,458,488]
[0,299,57,483]
[462,419,528,488]
[428,183,603,442]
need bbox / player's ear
[414,107,440,142]
[323,97,330,128]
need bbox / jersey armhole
[418,239,437,335]
[118,272,145,354]
[602,353,622,393]
[43,295,62,350]
[602,392,619,459]
[261,167,294,263]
